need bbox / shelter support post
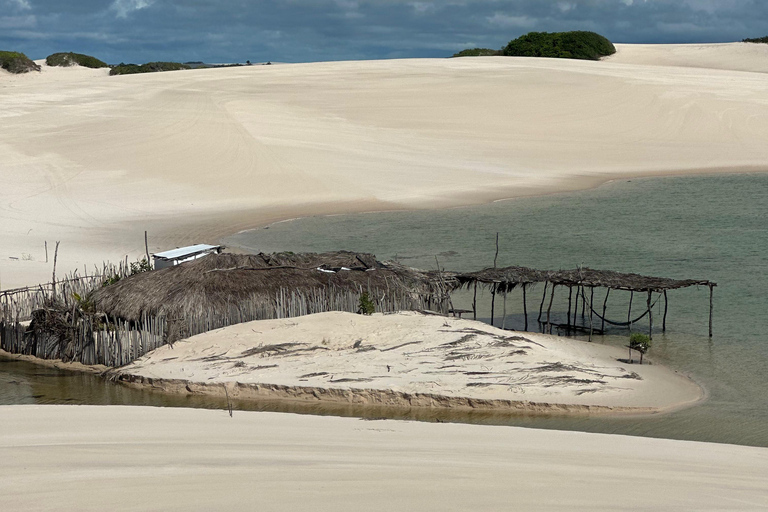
[546,284,556,334]
[581,286,585,320]
[523,284,528,331]
[538,282,548,323]
[590,287,595,326]
[490,283,496,327]
[709,285,714,337]
[647,291,653,340]
[472,282,477,321]
[502,292,507,330]
[584,287,594,342]
[663,290,668,333]
[601,289,610,332]
[628,291,633,330]
[573,286,579,326]
[567,286,572,327]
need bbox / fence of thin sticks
[0,261,133,323]
[1,280,444,367]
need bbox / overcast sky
[1,0,765,64]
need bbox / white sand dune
[1,405,766,512]
[2,44,768,288]
[115,311,702,413]
[610,42,768,73]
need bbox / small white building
[152,244,222,270]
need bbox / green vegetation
[0,50,40,73]
[629,333,652,364]
[110,61,191,76]
[743,36,768,44]
[102,258,152,287]
[502,31,616,60]
[451,48,502,57]
[358,292,375,315]
[46,52,108,68]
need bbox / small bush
[358,292,375,315]
[629,332,652,364]
[0,50,40,73]
[743,36,768,44]
[102,258,152,287]
[46,52,108,68]
[130,258,152,275]
[110,61,191,76]
[452,48,502,57]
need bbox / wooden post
[584,287,594,342]
[538,282,548,323]
[567,286,572,327]
[601,288,610,332]
[545,284,556,334]
[522,284,528,331]
[144,231,150,264]
[627,291,633,330]
[580,285,585,319]
[45,241,48,263]
[472,282,477,320]
[647,291,653,340]
[493,233,499,268]
[490,283,496,327]
[589,287,595,326]
[502,291,507,330]
[709,285,714,337]
[51,241,60,298]
[663,290,668,333]
[573,286,579,326]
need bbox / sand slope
[114,311,702,413]
[610,42,768,73]
[3,44,768,287]
[1,405,766,511]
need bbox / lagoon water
[3,174,767,447]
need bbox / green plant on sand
[110,61,191,76]
[0,50,41,73]
[358,292,375,315]
[102,257,153,287]
[629,332,652,364]
[451,48,502,57]
[46,52,108,68]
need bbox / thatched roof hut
[90,252,448,341]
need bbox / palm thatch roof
[453,266,715,293]
[90,251,445,323]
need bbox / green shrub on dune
[451,48,502,57]
[503,31,616,60]
[110,61,191,76]
[46,52,108,68]
[743,36,768,44]
[0,50,41,73]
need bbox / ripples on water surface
[2,174,767,447]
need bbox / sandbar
[111,311,703,416]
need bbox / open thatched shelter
[91,251,449,341]
[452,266,716,339]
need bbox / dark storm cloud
[1,0,766,63]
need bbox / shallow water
[2,174,767,447]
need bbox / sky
[1,0,765,64]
